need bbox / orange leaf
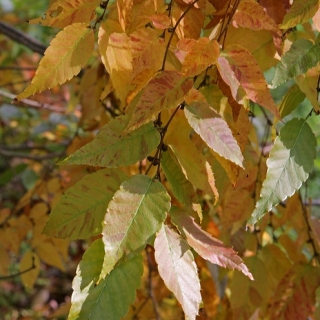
[233,0,281,35]
[117,0,134,31]
[181,38,220,77]
[220,45,280,118]
[29,0,100,28]
[124,71,193,134]
[150,13,171,29]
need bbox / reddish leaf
[181,38,220,77]
[124,71,193,134]
[220,45,280,118]
[155,224,202,319]
[149,13,171,29]
[233,0,281,35]
[171,209,253,280]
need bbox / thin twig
[0,21,46,55]
[0,257,36,281]
[0,66,37,71]
[161,0,199,71]
[145,246,161,320]
[0,148,65,161]
[0,89,65,113]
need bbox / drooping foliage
[1,0,320,319]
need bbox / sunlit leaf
[281,0,319,29]
[19,252,40,289]
[69,254,143,320]
[171,209,253,279]
[124,70,193,134]
[60,114,160,167]
[185,98,244,168]
[17,23,94,100]
[181,38,220,77]
[101,175,170,277]
[150,13,171,29]
[248,118,317,226]
[221,45,279,118]
[29,0,100,28]
[272,39,320,88]
[233,0,280,34]
[43,169,127,240]
[155,224,202,319]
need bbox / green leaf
[248,118,317,226]
[155,224,202,319]
[68,254,143,320]
[281,0,319,29]
[278,84,306,119]
[100,175,170,278]
[184,101,244,168]
[68,239,105,318]
[161,149,202,217]
[272,39,320,88]
[17,23,94,100]
[60,114,160,167]
[43,168,127,240]
[170,209,253,280]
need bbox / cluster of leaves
[2,0,320,319]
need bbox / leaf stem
[0,256,36,281]
[160,0,199,71]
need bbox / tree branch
[0,148,65,161]
[0,21,46,55]
[0,256,36,281]
[0,89,65,113]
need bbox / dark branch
[0,256,36,281]
[0,21,46,55]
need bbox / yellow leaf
[20,251,40,289]
[0,245,10,275]
[29,0,100,28]
[35,240,66,271]
[99,28,133,105]
[117,0,134,31]
[17,23,94,100]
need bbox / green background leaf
[248,118,317,225]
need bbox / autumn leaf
[233,0,281,35]
[17,23,94,100]
[100,175,170,277]
[43,169,127,240]
[184,97,244,168]
[248,118,317,226]
[181,37,220,77]
[29,0,100,28]
[155,224,202,319]
[171,209,253,280]
[149,13,171,29]
[123,71,193,134]
[272,38,320,88]
[19,252,40,289]
[60,114,160,167]
[281,0,319,29]
[219,45,280,118]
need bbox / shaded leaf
[60,114,160,167]
[171,209,253,279]
[43,169,127,240]
[281,0,319,29]
[269,265,320,319]
[161,148,202,217]
[155,224,202,319]
[19,252,40,290]
[101,175,170,277]
[278,84,305,119]
[248,118,317,226]
[124,71,193,134]
[272,39,320,88]
[69,254,143,320]
[233,0,280,34]
[29,0,99,28]
[17,23,94,100]
[221,45,279,118]
[185,98,244,168]
[181,38,220,77]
